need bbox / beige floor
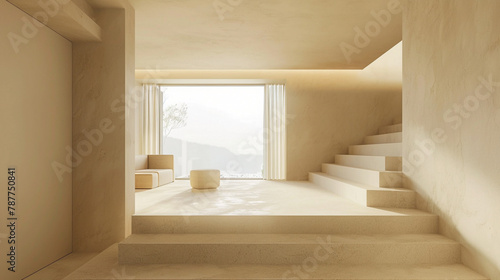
[24,253,98,280]
[136,180,406,216]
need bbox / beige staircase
[70,122,487,279]
[310,123,412,208]
[302,122,486,279]
[110,212,487,279]
[109,213,486,280]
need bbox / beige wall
[0,1,72,279]
[72,7,135,252]
[403,1,500,279]
[124,5,136,243]
[136,43,402,180]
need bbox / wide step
[349,143,402,157]
[335,155,402,171]
[364,131,402,144]
[119,233,459,265]
[379,123,402,134]
[133,209,435,235]
[66,245,488,280]
[309,172,415,208]
[322,163,402,188]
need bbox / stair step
[132,209,435,234]
[322,164,402,188]
[118,233,460,265]
[349,143,402,157]
[379,123,402,134]
[364,132,402,144]
[66,245,488,280]
[335,155,402,171]
[309,172,415,208]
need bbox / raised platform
[135,180,415,216]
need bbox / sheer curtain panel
[264,84,286,180]
[139,84,161,155]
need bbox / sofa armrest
[148,155,174,173]
[135,172,159,189]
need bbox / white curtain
[264,84,287,180]
[139,84,161,155]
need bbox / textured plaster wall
[0,1,72,279]
[403,1,500,279]
[73,7,135,252]
[136,43,402,180]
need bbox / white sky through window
[162,85,264,155]
[161,85,265,179]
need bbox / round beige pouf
[190,169,220,189]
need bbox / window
[161,85,265,179]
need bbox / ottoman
[190,169,220,189]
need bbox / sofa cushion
[148,155,174,171]
[136,169,174,186]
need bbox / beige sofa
[135,155,174,189]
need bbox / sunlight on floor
[135,180,413,216]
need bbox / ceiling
[131,0,402,70]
